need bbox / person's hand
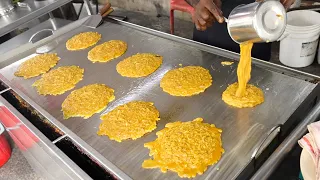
[256,0,295,10]
[191,0,224,31]
[280,0,296,10]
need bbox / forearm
[185,0,200,7]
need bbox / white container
[279,10,320,67]
[300,148,316,180]
[287,10,320,28]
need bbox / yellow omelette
[97,101,160,142]
[66,32,101,50]
[142,118,224,178]
[160,66,212,96]
[14,53,60,79]
[32,66,84,96]
[116,53,162,78]
[222,82,264,108]
[62,84,115,119]
[88,40,127,63]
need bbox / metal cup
[227,1,287,44]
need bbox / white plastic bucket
[287,10,320,28]
[279,10,320,67]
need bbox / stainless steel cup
[0,0,14,17]
[227,1,286,44]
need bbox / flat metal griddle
[0,17,317,180]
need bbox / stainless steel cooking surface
[0,0,14,17]
[0,0,72,37]
[0,18,71,54]
[0,17,317,180]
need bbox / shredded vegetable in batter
[142,118,224,178]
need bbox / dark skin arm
[186,0,200,6]
[186,0,295,31]
[255,0,295,9]
[280,0,295,9]
[186,0,224,31]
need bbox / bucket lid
[287,10,320,29]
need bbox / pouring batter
[222,43,264,108]
[186,0,295,60]
[186,0,293,107]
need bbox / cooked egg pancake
[221,61,234,66]
[14,53,60,79]
[32,66,84,95]
[116,53,162,78]
[88,40,127,63]
[97,101,160,142]
[160,66,212,96]
[66,32,101,51]
[62,84,115,119]
[222,82,264,108]
[142,118,224,178]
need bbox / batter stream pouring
[222,1,286,108]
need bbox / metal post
[48,12,54,19]
[251,100,320,180]
[59,7,67,19]
[83,0,93,15]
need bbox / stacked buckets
[280,10,320,67]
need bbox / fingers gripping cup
[227,1,287,43]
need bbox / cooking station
[0,13,320,180]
